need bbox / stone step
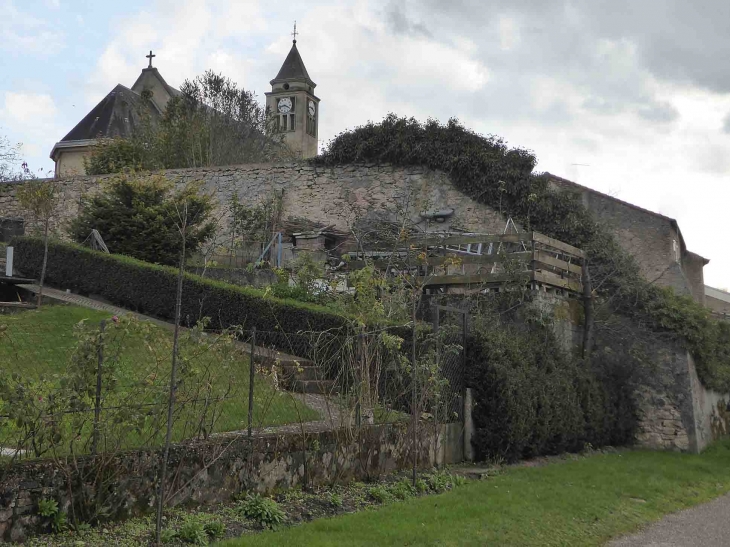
[280,363,323,381]
[290,379,337,395]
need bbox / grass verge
[222,441,730,547]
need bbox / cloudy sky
[1,0,729,287]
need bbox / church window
[282,115,288,131]
[289,114,296,131]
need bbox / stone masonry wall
[0,162,508,242]
[547,174,705,303]
[0,422,462,543]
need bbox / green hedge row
[12,238,351,356]
[467,325,636,462]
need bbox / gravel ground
[608,493,730,547]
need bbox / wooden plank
[419,273,531,286]
[532,270,583,292]
[532,250,583,275]
[368,252,533,269]
[532,232,585,259]
[0,276,37,285]
[365,232,534,250]
[0,302,37,309]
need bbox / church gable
[130,60,180,113]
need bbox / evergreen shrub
[467,322,636,463]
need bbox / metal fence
[0,311,466,458]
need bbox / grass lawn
[222,440,730,547]
[0,305,318,456]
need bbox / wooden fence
[352,231,585,294]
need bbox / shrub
[467,321,637,463]
[69,173,215,266]
[367,485,393,504]
[389,479,416,500]
[12,237,351,357]
[329,493,343,508]
[177,519,209,545]
[203,520,226,539]
[237,494,286,529]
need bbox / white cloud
[1,92,58,124]
[0,0,64,55]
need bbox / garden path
[608,493,730,547]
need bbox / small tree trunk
[37,218,50,308]
[155,213,187,545]
[582,259,594,361]
[411,299,418,487]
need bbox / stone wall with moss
[0,422,462,543]
[0,163,509,242]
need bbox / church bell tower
[265,24,319,158]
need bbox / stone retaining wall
[0,163,508,241]
[0,422,462,543]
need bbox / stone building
[50,52,180,178]
[705,285,730,320]
[265,33,320,159]
[49,36,320,177]
[547,174,708,304]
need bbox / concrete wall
[0,422,462,543]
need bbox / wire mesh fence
[0,309,466,461]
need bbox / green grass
[0,305,318,457]
[222,441,730,546]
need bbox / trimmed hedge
[12,237,351,356]
[467,324,636,463]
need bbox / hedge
[467,324,636,462]
[12,237,351,357]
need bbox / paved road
[608,493,730,547]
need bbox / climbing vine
[315,114,730,392]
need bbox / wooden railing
[352,231,585,294]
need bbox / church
[49,36,320,177]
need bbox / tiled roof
[272,42,313,84]
[60,84,160,142]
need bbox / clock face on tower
[278,97,292,114]
[308,100,316,117]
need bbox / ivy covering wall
[315,115,730,393]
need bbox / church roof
[59,84,161,143]
[271,41,315,86]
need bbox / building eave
[50,138,99,160]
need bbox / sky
[1,0,729,288]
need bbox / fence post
[91,319,106,456]
[248,327,256,439]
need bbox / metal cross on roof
[291,21,298,43]
[146,50,155,68]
